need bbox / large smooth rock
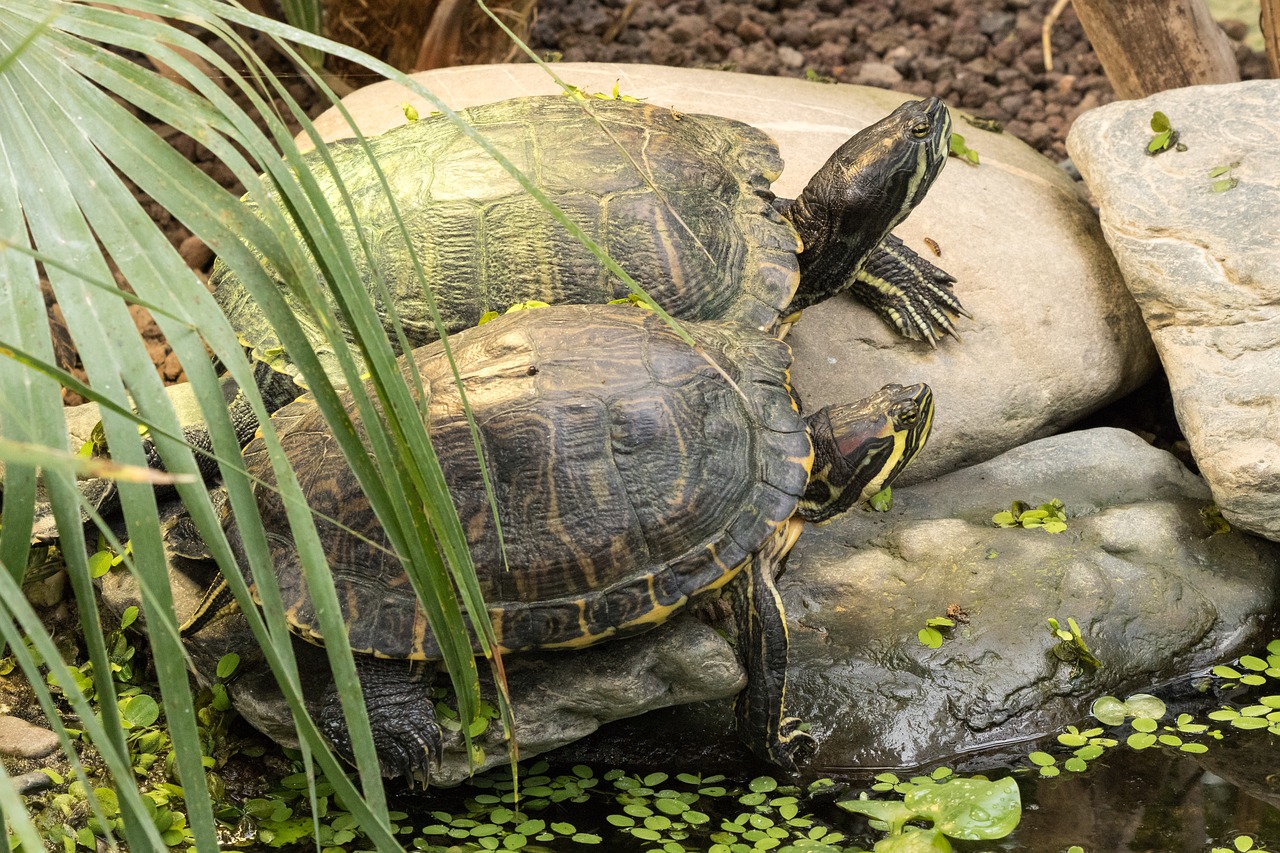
[555,428,1280,772]
[1067,80,1280,542]
[304,62,1156,482]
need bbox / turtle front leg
[316,657,441,787]
[848,233,970,346]
[728,519,812,773]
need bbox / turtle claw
[319,695,442,786]
[766,718,816,775]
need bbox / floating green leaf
[1091,696,1127,726]
[838,798,916,836]
[904,777,1022,840]
[1126,732,1157,749]
[874,827,954,852]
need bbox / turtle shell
[229,304,813,659]
[211,96,802,387]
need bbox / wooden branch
[1262,0,1280,79]
[415,0,469,71]
[1069,0,1239,98]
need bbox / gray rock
[856,61,904,87]
[1067,80,1280,542]
[0,716,60,760]
[780,427,1278,768]
[97,508,744,788]
[556,429,1280,771]
[305,62,1157,483]
[12,770,57,796]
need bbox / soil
[60,0,1269,448]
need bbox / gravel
[527,0,1271,163]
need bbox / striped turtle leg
[317,657,441,787]
[729,518,811,773]
[848,234,970,346]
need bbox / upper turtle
[212,94,960,392]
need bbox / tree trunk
[1262,0,1280,79]
[1069,0,1240,98]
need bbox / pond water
[383,655,1280,853]
[386,738,1278,853]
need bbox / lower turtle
[182,303,934,782]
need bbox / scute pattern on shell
[212,96,802,387]
[232,305,813,660]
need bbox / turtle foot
[767,717,816,775]
[853,233,969,346]
[318,661,441,787]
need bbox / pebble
[666,15,704,45]
[777,46,805,68]
[179,234,214,271]
[857,61,904,88]
[12,771,55,796]
[735,18,765,42]
[0,716,60,760]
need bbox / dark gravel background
[527,0,1270,163]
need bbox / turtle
[202,93,961,456]
[182,303,935,783]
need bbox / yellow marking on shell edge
[540,626,614,651]
[577,598,592,639]
[791,449,816,479]
[781,367,801,414]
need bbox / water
[387,667,1280,853]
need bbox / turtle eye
[898,402,919,425]
[911,120,931,138]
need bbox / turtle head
[786,98,951,309]
[798,383,934,523]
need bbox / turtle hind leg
[316,657,441,787]
[728,520,813,774]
